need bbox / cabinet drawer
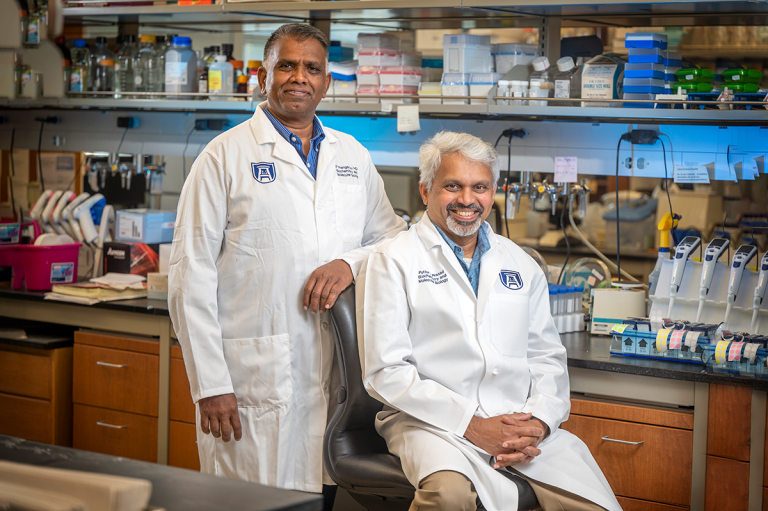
[169,420,200,471]
[0,392,52,443]
[73,404,157,462]
[170,356,195,424]
[73,344,158,416]
[617,497,688,510]
[562,414,692,506]
[705,455,748,511]
[0,349,50,399]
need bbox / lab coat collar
[250,102,338,181]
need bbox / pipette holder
[649,257,768,334]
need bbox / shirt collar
[429,213,491,262]
[263,106,325,149]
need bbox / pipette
[724,244,759,328]
[750,251,768,333]
[668,236,701,318]
[696,238,730,322]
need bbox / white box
[332,79,357,103]
[400,51,422,67]
[443,34,492,74]
[418,82,442,104]
[469,72,504,105]
[158,243,171,273]
[116,209,176,244]
[357,33,399,50]
[379,66,422,87]
[356,84,379,103]
[355,66,379,85]
[358,48,401,67]
[147,272,168,301]
[379,84,418,107]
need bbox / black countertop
[0,435,322,511]
[0,287,170,316]
[564,332,768,390]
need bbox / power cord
[182,126,196,181]
[658,138,674,227]
[493,128,527,239]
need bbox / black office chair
[324,286,540,511]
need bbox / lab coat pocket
[222,333,293,409]
[332,183,366,243]
[489,295,529,357]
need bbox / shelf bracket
[538,17,561,64]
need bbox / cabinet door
[170,352,195,424]
[73,404,157,462]
[169,420,200,471]
[704,455,749,511]
[73,344,158,416]
[0,348,51,399]
[617,496,689,511]
[562,414,693,506]
[0,392,52,443]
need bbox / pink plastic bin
[12,243,82,291]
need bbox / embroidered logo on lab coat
[251,162,277,183]
[499,270,523,290]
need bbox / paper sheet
[396,105,420,132]
[554,157,578,183]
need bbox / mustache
[446,202,483,214]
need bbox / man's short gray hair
[418,131,500,190]
[263,23,330,66]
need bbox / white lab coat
[168,103,406,492]
[357,214,621,511]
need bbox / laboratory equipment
[696,238,730,322]
[602,197,658,252]
[581,54,625,107]
[115,34,138,98]
[357,48,401,67]
[92,205,115,278]
[724,244,759,328]
[668,236,702,317]
[165,36,197,99]
[590,284,646,335]
[92,58,114,96]
[50,191,75,235]
[116,209,176,244]
[469,73,504,105]
[529,57,553,106]
[492,43,538,74]
[553,56,582,106]
[442,73,470,105]
[751,251,768,333]
[418,82,442,104]
[30,190,55,232]
[61,192,90,241]
[88,37,115,94]
[41,190,64,234]
[72,193,106,244]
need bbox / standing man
[357,131,620,511]
[168,23,406,509]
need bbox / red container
[13,243,82,291]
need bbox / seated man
[356,131,621,511]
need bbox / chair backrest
[324,285,390,489]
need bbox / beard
[444,202,484,237]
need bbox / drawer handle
[96,361,128,368]
[96,422,127,430]
[601,436,644,446]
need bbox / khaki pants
[409,470,606,511]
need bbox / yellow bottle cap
[238,75,247,83]
[247,60,261,68]
[100,59,114,66]
[140,34,156,43]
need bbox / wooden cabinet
[616,497,690,511]
[704,455,749,511]
[562,398,694,509]
[0,345,72,446]
[168,345,200,471]
[72,332,159,461]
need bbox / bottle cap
[238,75,247,83]
[74,39,86,48]
[140,34,156,44]
[231,60,244,69]
[123,34,136,43]
[215,55,227,63]
[100,59,115,66]
[156,35,166,43]
[556,56,574,72]
[247,60,261,69]
[173,36,192,47]
[222,43,234,54]
[532,56,550,71]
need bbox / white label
[674,165,710,184]
[165,61,188,86]
[118,214,143,240]
[381,102,393,113]
[554,80,570,99]
[685,74,694,81]
[581,64,617,99]
[134,75,143,86]
[591,268,604,281]
[732,75,741,81]
[554,156,578,183]
[396,105,420,132]
[505,193,516,220]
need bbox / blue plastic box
[625,63,665,79]
[624,33,668,50]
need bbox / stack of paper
[45,273,147,305]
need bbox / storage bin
[418,82,442,104]
[378,84,418,106]
[722,68,763,84]
[623,92,657,108]
[675,68,714,83]
[627,48,664,64]
[602,197,658,251]
[356,84,379,103]
[12,243,83,291]
[357,48,401,67]
[624,32,668,49]
[726,83,761,93]
[421,67,443,82]
[623,77,664,94]
[664,66,680,82]
[401,51,422,67]
[332,79,357,103]
[355,65,380,85]
[663,51,682,67]
[492,43,538,74]
[469,72,504,104]
[625,63,665,79]
[672,82,713,93]
[443,34,492,74]
[379,66,422,87]
[441,73,470,104]
[357,33,399,50]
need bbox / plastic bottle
[206,46,220,65]
[135,34,160,97]
[247,69,259,96]
[496,80,510,105]
[89,37,115,96]
[164,36,197,100]
[27,9,41,44]
[510,80,527,106]
[553,56,582,106]
[246,60,261,77]
[222,43,234,62]
[528,80,544,106]
[208,55,233,100]
[529,56,553,105]
[115,34,138,98]
[70,39,91,93]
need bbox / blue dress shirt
[263,107,325,179]
[431,214,491,296]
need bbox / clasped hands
[464,412,549,469]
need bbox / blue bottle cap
[548,284,557,295]
[74,39,86,48]
[173,36,192,47]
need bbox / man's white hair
[418,131,500,190]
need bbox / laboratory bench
[2,288,768,510]
[0,434,322,511]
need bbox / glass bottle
[135,34,160,98]
[93,58,115,96]
[70,38,91,93]
[89,37,115,97]
[115,34,138,98]
[154,35,166,90]
[222,43,234,62]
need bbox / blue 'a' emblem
[251,162,276,183]
[499,270,523,290]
